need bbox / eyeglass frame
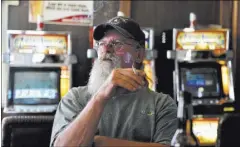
[95,38,143,51]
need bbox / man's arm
[54,94,106,147]
[94,136,169,147]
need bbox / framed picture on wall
[29,1,94,26]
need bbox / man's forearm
[54,95,107,147]
[94,136,169,147]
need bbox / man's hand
[95,68,146,101]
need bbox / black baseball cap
[93,16,145,46]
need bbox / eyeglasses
[96,39,142,51]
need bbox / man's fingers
[134,69,146,77]
[118,69,145,86]
[113,78,137,91]
[114,72,140,89]
[125,68,146,77]
[110,68,146,91]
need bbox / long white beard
[87,54,121,95]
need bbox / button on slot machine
[167,13,235,147]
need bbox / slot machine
[2,30,77,114]
[141,28,157,91]
[165,15,235,146]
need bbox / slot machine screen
[180,67,221,99]
[8,67,61,105]
[190,118,219,146]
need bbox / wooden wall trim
[119,0,131,17]
[220,0,223,25]
[234,0,240,103]
[232,1,238,53]
[219,1,233,28]
[219,0,240,106]
[232,0,238,80]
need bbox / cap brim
[93,23,134,41]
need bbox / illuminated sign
[187,117,219,146]
[9,34,68,54]
[176,30,228,50]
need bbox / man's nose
[101,44,114,53]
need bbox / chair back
[2,115,54,147]
[216,113,240,147]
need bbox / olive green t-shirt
[50,86,178,146]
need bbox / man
[50,16,178,147]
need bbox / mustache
[98,53,121,69]
[99,53,118,61]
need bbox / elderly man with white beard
[50,16,178,147]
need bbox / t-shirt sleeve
[153,93,178,146]
[49,87,85,147]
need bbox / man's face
[97,30,141,68]
[87,30,143,95]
